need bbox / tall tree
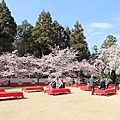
[90,45,99,64]
[52,20,70,49]
[32,10,56,57]
[0,0,17,54]
[101,35,117,49]
[14,20,34,56]
[64,26,71,48]
[70,21,90,61]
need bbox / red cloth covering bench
[94,88,116,96]
[44,88,71,95]
[22,86,44,92]
[71,83,85,87]
[108,84,115,88]
[80,85,98,91]
[0,87,5,92]
[80,85,91,91]
[0,91,24,99]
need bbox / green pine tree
[52,20,70,49]
[32,10,56,57]
[14,20,34,56]
[70,21,90,61]
[0,0,17,54]
[65,26,71,48]
[101,35,117,49]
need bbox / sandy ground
[0,86,120,120]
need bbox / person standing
[115,76,120,90]
[8,79,11,86]
[88,74,94,95]
[71,79,75,85]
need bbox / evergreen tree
[64,26,71,48]
[14,20,34,56]
[90,45,99,64]
[32,10,56,57]
[52,20,69,49]
[0,0,17,54]
[101,35,117,49]
[70,21,90,61]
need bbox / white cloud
[91,31,104,36]
[90,22,113,29]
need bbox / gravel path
[0,87,120,120]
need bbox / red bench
[71,83,85,87]
[0,88,5,92]
[22,86,44,92]
[80,85,98,91]
[108,84,115,88]
[80,86,91,91]
[0,91,24,99]
[94,88,116,96]
[44,88,71,95]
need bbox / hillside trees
[0,0,93,63]
[0,0,17,54]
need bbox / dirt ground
[0,86,120,120]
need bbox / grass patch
[3,86,22,90]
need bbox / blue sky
[4,0,120,51]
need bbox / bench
[22,86,44,92]
[44,88,71,95]
[80,86,91,91]
[80,85,98,91]
[108,84,115,88]
[0,91,24,99]
[0,87,5,92]
[71,83,85,87]
[94,88,116,96]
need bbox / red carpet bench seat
[44,88,71,95]
[0,87,5,92]
[0,91,24,99]
[94,88,116,96]
[80,85,98,91]
[22,86,44,92]
[71,83,85,87]
[108,84,115,88]
[80,85,91,91]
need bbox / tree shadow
[52,92,73,96]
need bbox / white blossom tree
[94,45,120,76]
[0,47,98,81]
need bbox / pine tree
[14,20,34,56]
[90,45,99,64]
[65,26,71,48]
[101,35,117,49]
[52,20,70,49]
[0,0,17,54]
[32,10,56,57]
[70,21,90,61]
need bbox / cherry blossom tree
[0,47,98,81]
[94,45,120,76]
